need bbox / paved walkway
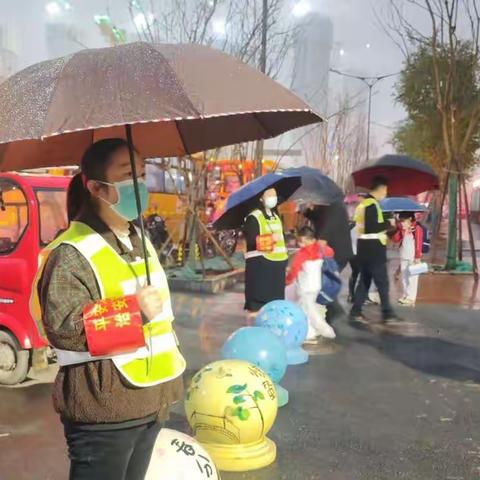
[1,289,480,480]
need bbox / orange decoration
[256,234,275,253]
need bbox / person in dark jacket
[304,200,354,324]
[304,201,354,271]
[349,177,402,325]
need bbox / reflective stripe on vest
[354,198,387,246]
[30,221,186,388]
[247,209,288,262]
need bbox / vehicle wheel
[0,330,30,385]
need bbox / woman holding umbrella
[243,187,289,314]
[214,173,301,316]
[32,139,185,479]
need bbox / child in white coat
[392,212,424,306]
[286,227,336,343]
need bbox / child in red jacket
[286,227,336,343]
[392,212,424,306]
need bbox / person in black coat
[304,200,354,324]
[304,201,354,271]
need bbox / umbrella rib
[41,52,77,140]
[252,112,272,138]
[174,120,189,155]
[149,43,201,119]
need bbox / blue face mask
[101,179,149,221]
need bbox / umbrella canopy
[282,167,344,205]
[0,42,322,171]
[344,193,366,204]
[352,154,439,196]
[213,172,301,230]
[380,197,427,213]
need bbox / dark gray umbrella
[283,167,344,205]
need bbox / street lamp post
[329,69,399,161]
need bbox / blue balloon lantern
[221,327,289,407]
[255,300,309,365]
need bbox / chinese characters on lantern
[248,364,268,379]
[170,439,214,478]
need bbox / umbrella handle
[126,124,152,286]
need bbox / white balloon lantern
[146,428,220,480]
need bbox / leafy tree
[393,41,480,179]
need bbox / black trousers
[348,256,361,299]
[64,421,161,480]
[351,259,394,319]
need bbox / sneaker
[398,297,408,304]
[368,292,380,305]
[349,313,370,325]
[303,337,319,345]
[401,298,416,307]
[316,323,336,339]
[382,315,404,325]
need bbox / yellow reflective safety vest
[245,209,288,261]
[354,198,387,246]
[30,221,186,388]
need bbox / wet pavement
[2,287,480,479]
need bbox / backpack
[418,222,430,254]
[316,255,342,305]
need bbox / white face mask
[264,196,278,210]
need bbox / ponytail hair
[66,138,130,222]
[67,173,88,222]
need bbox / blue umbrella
[380,197,426,213]
[283,167,344,205]
[213,172,301,230]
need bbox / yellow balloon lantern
[184,359,278,472]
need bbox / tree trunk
[254,140,264,178]
[446,173,458,270]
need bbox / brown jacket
[39,210,183,428]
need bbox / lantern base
[275,383,289,407]
[201,437,277,472]
[286,346,309,365]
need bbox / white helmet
[146,428,220,480]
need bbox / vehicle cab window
[0,179,28,254]
[35,189,68,245]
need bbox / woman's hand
[136,286,164,321]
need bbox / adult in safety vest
[349,176,402,325]
[32,139,185,480]
[243,188,288,314]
